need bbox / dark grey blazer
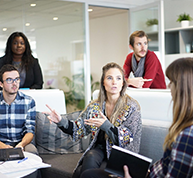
[0,56,43,89]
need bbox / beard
[8,91,17,95]
[4,85,18,95]
[137,50,147,57]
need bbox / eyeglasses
[3,77,20,84]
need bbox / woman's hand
[118,165,132,178]
[84,111,107,128]
[43,104,62,123]
[123,165,132,178]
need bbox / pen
[144,79,152,81]
[18,157,28,163]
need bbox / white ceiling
[75,0,159,8]
[0,0,159,41]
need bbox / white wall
[36,22,84,70]
[32,1,193,89]
[90,12,129,83]
[35,21,85,89]
[164,0,193,29]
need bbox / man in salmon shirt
[123,30,166,89]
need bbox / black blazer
[0,56,44,89]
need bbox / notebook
[0,147,24,161]
[105,145,152,178]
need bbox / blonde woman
[45,62,142,178]
[123,58,193,178]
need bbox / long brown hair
[164,58,193,150]
[98,62,128,124]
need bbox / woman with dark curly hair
[0,32,43,89]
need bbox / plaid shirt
[0,91,36,145]
[150,125,193,178]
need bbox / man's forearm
[18,132,34,148]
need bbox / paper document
[0,158,51,174]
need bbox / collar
[0,91,24,105]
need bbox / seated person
[97,58,193,178]
[0,32,43,89]
[0,64,37,155]
[44,62,142,178]
[123,30,166,89]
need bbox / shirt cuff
[57,117,68,128]
[100,119,113,131]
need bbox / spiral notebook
[105,145,152,178]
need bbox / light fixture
[25,23,30,26]
[53,17,58,21]
[88,9,93,12]
[30,4,36,7]
[2,28,7,31]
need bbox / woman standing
[0,32,43,89]
[45,62,142,178]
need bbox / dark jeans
[72,148,106,178]
[80,169,111,178]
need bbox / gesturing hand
[84,111,107,128]
[43,104,62,124]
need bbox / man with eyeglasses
[123,30,166,89]
[0,64,37,154]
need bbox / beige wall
[90,12,129,83]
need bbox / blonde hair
[98,62,128,124]
[164,58,193,150]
